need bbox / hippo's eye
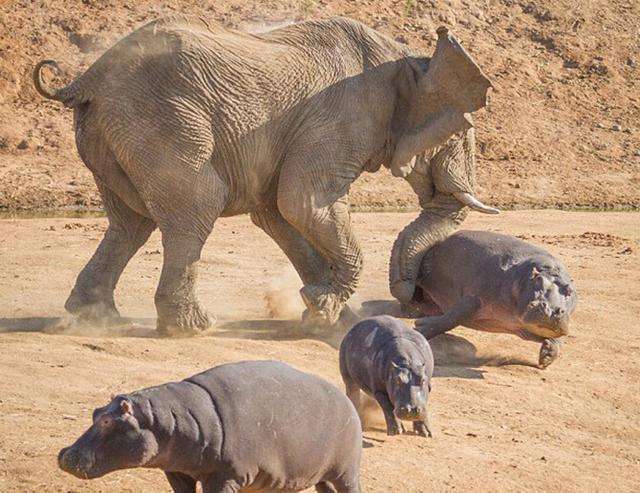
[98,415,113,429]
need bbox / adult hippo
[34,16,494,333]
[409,231,578,368]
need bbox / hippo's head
[58,396,158,479]
[386,360,431,421]
[514,261,578,339]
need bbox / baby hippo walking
[340,316,434,437]
[58,361,362,492]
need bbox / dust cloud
[263,266,305,319]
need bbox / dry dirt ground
[1,0,639,212]
[0,210,639,492]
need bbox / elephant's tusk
[453,192,500,214]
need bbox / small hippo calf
[58,361,362,492]
[410,230,578,368]
[340,316,434,437]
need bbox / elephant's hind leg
[65,177,156,321]
[151,166,229,336]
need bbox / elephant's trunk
[390,108,473,178]
[389,201,467,303]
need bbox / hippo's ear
[119,399,133,416]
[530,266,540,280]
[391,360,400,369]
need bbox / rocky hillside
[1,0,638,212]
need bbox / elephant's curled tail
[33,60,87,107]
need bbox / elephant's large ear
[390,28,492,177]
[417,27,492,114]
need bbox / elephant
[389,124,500,311]
[33,16,494,334]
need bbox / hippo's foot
[414,316,445,340]
[413,419,433,438]
[300,284,349,327]
[386,419,406,436]
[539,338,561,369]
[156,299,213,337]
[65,289,122,323]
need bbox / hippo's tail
[33,60,87,108]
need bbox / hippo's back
[188,360,361,489]
[433,230,551,261]
[420,230,559,307]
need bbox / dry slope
[1,0,639,211]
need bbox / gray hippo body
[340,316,434,437]
[58,361,362,492]
[412,230,578,368]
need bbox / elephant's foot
[300,284,349,327]
[156,298,213,336]
[539,338,561,369]
[65,289,121,323]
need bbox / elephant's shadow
[214,318,349,350]
[0,299,535,380]
[0,316,159,338]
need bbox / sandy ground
[0,210,639,492]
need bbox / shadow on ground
[0,317,158,338]
[0,298,536,377]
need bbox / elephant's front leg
[279,191,362,326]
[250,205,331,287]
[277,155,362,326]
[65,180,156,321]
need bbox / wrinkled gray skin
[340,315,434,437]
[58,361,362,492]
[34,16,493,333]
[388,125,500,306]
[411,231,578,368]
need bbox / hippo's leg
[401,286,443,319]
[415,296,481,340]
[328,465,362,493]
[374,391,403,436]
[344,380,362,419]
[413,417,433,438]
[202,476,240,493]
[539,338,561,369]
[517,331,562,369]
[165,472,197,493]
[316,481,336,492]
